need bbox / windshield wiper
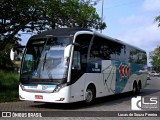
[43,52,47,70]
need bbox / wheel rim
[85,89,93,103]
[133,85,137,93]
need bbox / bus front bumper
[19,85,70,103]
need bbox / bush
[0,70,19,102]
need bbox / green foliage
[0,70,19,102]
[150,46,160,72]
[0,43,14,70]
[0,0,106,70]
[0,0,106,48]
[155,15,160,27]
[57,0,106,29]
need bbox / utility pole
[101,0,104,33]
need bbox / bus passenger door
[70,50,84,102]
[71,50,82,79]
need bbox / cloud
[119,23,160,51]
[117,23,160,66]
[97,0,160,65]
[118,15,152,27]
[142,0,160,12]
[115,0,160,54]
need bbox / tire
[137,84,140,93]
[137,81,141,93]
[132,83,138,95]
[85,86,95,105]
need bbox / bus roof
[31,28,92,39]
[93,31,146,52]
[30,28,145,53]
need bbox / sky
[95,0,160,65]
[21,0,160,65]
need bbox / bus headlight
[53,83,67,93]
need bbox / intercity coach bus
[10,28,147,104]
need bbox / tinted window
[127,46,147,64]
[75,34,93,71]
[72,51,81,70]
[90,36,125,61]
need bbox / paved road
[0,77,160,119]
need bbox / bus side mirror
[10,46,25,61]
[64,43,80,58]
[72,43,80,47]
[64,45,72,58]
[10,48,15,61]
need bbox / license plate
[35,95,43,99]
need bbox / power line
[101,0,104,33]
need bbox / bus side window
[23,54,34,72]
[74,34,92,71]
[90,36,102,60]
[72,51,81,70]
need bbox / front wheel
[85,86,95,105]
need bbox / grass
[0,70,19,102]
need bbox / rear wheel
[85,86,95,105]
[137,81,141,93]
[132,83,138,95]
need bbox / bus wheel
[132,83,138,95]
[137,81,141,93]
[85,86,95,105]
[137,84,140,93]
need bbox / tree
[0,42,14,70]
[0,0,106,70]
[0,0,37,50]
[155,15,160,27]
[149,46,160,72]
[0,0,106,50]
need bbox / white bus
[13,28,147,104]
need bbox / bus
[11,28,147,104]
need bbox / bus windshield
[21,37,72,83]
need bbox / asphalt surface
[0,77,160,120]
